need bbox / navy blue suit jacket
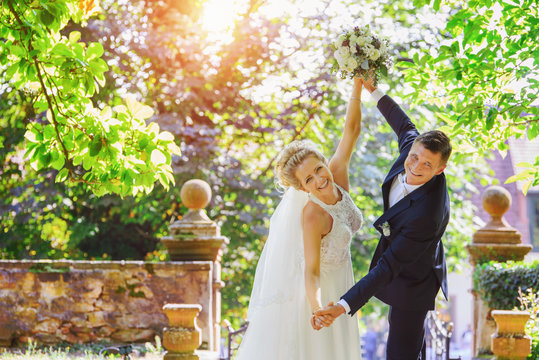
[342,95,449,314]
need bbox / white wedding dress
[236,185,363,360]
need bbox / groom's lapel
[374,197,411,231]
[382,164,405,211]
[374,175,437,232]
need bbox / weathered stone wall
[0,260,214,348]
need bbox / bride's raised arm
[328,77,363,192]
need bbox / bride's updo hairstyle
[274,140,327,190]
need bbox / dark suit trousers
[386,306,428,360]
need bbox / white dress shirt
[388,172,423,208]
[336,89,424,315]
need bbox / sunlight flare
[201,0,245,38]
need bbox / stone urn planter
[491,310,531,360]
[163,304,203,360]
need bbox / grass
[0,338,165,359]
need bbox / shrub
[473,260,539,310]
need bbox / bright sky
[200,0,538,105]
[200,0,377,102]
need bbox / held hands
[310,302,346,331]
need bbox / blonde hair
[274,140,327,190]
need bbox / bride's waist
[320,253,350,273]
[321,247,351,262]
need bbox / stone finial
[178,179,213,223]
[467,185,532,266]
[161,179,229,261]
[473,185,521,244]
[481,185,512,230]
[181,179,212,210]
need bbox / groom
[314,78,451,359]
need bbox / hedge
[473,260,539,310]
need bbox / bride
[235,77,365,359]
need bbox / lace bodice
[308,184,363,272]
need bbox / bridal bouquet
[331,26,392,84]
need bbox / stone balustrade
[0,260,215,347]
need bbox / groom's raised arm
[364,81,419,154]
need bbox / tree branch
[7,0,71,170]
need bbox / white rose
[356,36,367,46]
[346,57,358,71]
[337,46,351,59]
[370,49,381,61]
[364,44,375,56]
[348,35,359,53]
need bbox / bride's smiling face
[295,156,334,196]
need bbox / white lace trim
[308,185,363,273]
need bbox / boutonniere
[381,222,391,237]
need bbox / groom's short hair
[414,130,452,165]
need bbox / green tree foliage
[1,0,180,197]
[402,0,539,193]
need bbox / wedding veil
[237,187,310,359]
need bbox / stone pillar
[466,186,533,357]
[161,179,229,352]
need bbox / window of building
[529,194,539,251]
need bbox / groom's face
[404,142,446,186]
